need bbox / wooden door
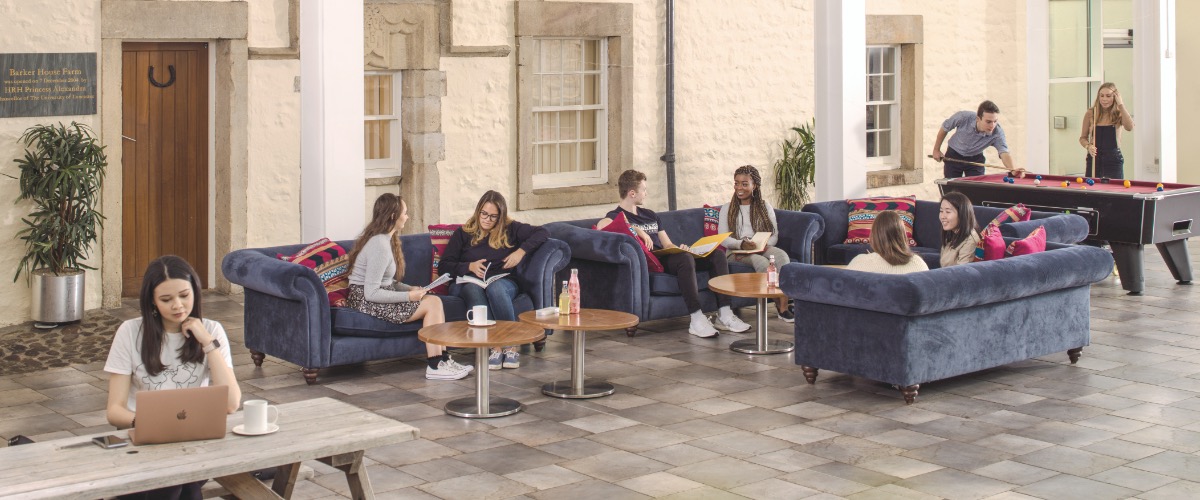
[121,42,209,295]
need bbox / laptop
[130,385,229,445]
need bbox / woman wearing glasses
[441,190,549,370]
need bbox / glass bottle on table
[558,280,571,314]
[568,268,581,314]
[767,255,779,289]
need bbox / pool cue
[926,155,1011,171]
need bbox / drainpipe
[661,0,677,210]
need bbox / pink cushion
[702,204,721,237]
[279,238,350,307]
[1007,226,1047,257]
[428,224,462,295]
[598,212,664,273]
[845,197,917,246]
[972,225,1006,262]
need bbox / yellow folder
[652,232,732,258]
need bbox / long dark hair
[726,165,774,238]
[871,210,915,266]
[138,256,205,376]
[463,190,513,249]
[940,192,978,249]
[348,193,405,280]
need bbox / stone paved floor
[3,247,1200,499]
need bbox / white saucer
[467,319,497,327]
[232,423,279,436]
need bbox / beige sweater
[846,252,929,274]
[940,231,981,268]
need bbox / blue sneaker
[488,350,503,371]
[503,350,520,369]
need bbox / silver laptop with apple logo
[130,385,229,445]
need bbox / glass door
[1047,0,1102,175]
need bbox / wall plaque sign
[0,53,97,118]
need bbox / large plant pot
[31,269,85,324]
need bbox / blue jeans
[450,278,520,321]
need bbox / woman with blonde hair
[846,210,929,274]
[1080,82,1135,179]
[442,190,549,370]
[346,193,472,380]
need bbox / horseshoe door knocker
[149,65,176,88]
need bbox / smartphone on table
[92,435,129,449]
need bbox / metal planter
[31,269,85,324]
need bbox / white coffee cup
[243,400,279,434]
[466,305,489,325]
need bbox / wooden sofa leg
[625,327,637,337]
[302,368,319,385]
[802,366,819,384]
[250,350,265,367]
[900,384,920,405]
[1067,347,1083,364]
[534,340,546,352]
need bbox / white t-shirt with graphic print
[103,317,233,411]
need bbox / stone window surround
[515,1,634,211]
[866,15,924,189]
[98,0,250,305]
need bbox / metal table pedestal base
[729,297,794,355]
[444,347,523,418]
[541,329,615,399]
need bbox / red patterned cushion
[1007,226,1046,257]
[428,224,462,295]
[278,238,350,307]
[972,225,1006,262]
[598,212,664,273]
[987,203,1032,227]
[844,197,917,246]
[702,204,721,237]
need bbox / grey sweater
[717,201,780,249]
[348,234,414,303]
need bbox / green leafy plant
[5,122,108,281]
[773,119,816,210]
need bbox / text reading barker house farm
[0,53,97,118]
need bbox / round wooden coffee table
[518,309,639,399]
[419,321,545,418]
[707,273,795,355]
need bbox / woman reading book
[717,165,793,322]
[346,193,473,380]
[441,190,549,370]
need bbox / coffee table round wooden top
[418,321,545,418]
[705,273,795,355]
[419,320,545,348]
[517,309,639,331]
[706,273,788,299]
[518,309,639,399]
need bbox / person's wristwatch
[203,339,221,354]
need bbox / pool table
[938,173,1199,294]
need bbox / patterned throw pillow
[428,224,462,295]
[987,203,1032,227]
[702,204,721,237]
[844,197,917,246]
[278,238,350,307]
[972,225,1006,262]
[597,212,664,273]
[1007,226,1047,257]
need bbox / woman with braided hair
[717,165,793,322]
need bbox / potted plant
[6,122,107,327]
[773,119,816,210]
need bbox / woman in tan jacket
[939,192,980,268]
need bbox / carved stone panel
[365,3,439,70]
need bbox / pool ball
[1035,175,1043,181]
[1076,177,1083,183]
[1157,186,1164,192]
[1156,183,1165,188]
[1082,186,1088,190]
[1034,179,1041,186]
[1123,180,1132,188]
[1086,178,1095,186]
[1062,181,1070,187]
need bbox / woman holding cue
[1080,83,1134,180]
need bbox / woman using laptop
[104,255,241,499]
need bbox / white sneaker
[426,360,470,380]
[689,316,719,338]
[714,314,751,333]
[446,356,474,373]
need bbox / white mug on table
[466,305,489,325]
[243,400,279,433]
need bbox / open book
[728,232,773,255]
[454,262,511,289]
[652,232,732,258]
[424,273,452,291]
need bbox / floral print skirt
[345,285,421,324]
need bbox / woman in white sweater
[346,193,472,380]
[718,165,793,321]
[847,210,929,274]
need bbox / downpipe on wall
[661,0,677,210]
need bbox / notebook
[130,385,229,445]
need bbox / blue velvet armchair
[803,199,1090,267]
[545,208,824,335]
[221,235,570,384]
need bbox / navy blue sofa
[545,208,824,336]
[803,199,1090,267]
[221,235,570,384]
[781,243,1113,404]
